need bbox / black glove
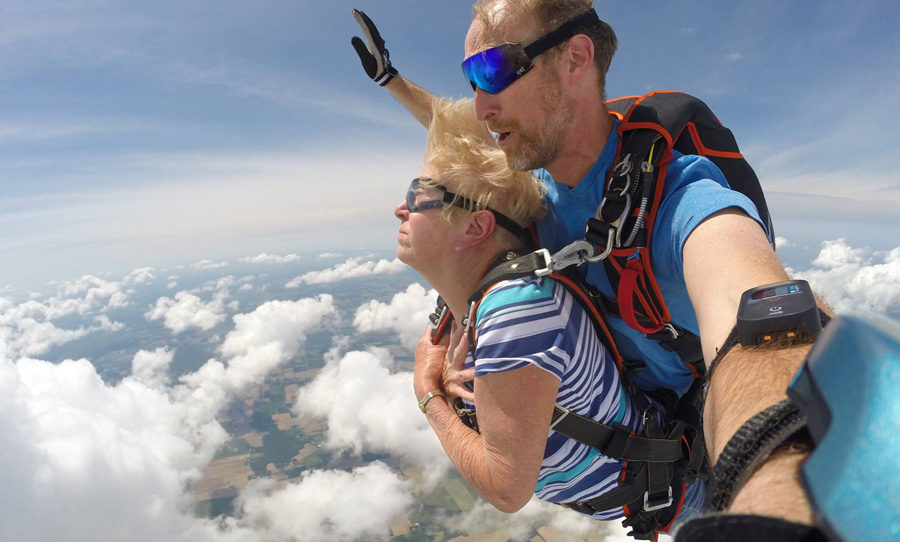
[351,9,398,87]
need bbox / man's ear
[564,34,595,80]
[452,210,496,251]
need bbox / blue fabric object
[534,121,767,395]
[788,316,900,541]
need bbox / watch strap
[707,398,807,511]
[417,390,444,414]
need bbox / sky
[0,4,899,538]
[1,0,899,289]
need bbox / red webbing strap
[618,258,665,334]
[430,310,452,345]
[551,273,624,372]
[610,255,665,328]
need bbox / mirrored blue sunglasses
[461,9,601,94]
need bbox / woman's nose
[394,199,409,220]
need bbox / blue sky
[2,0,899,288]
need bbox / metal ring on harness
[585,228,616,262]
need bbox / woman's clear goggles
[461,8,600,94]
[405,178,529,241]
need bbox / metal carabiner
[584,228,616,262]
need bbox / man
[352,2,825,539]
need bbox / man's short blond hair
[472,0,617,97]
[424,98,545,244]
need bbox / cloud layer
[235,463,412,542]
[239,253,300,264]
[286,257,407,287]
[0,290,341,542]
[295,346,449,476]
[789,239,900,317]
[353,282,437,350]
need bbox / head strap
[522,9,601,59]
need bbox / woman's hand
[413,326,447,400]
[443,322,475,403]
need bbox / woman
[397,98,704,530]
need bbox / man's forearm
[384,76,437,128]
[703,343,815,523]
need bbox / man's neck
[544,103,614,188]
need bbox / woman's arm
[414,326,558,512]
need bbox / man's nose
[473,87,499,121]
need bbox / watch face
[737,280,820,346]
[749,282,803,302]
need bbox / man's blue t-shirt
[534,122,767,395]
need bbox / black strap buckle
[643,486,673,512]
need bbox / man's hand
[443,322,475,403]
[351,9,398,87]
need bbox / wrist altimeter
[736,279,821,346]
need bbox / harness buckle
[643,486,673,512]
[533,248,553,277]
[534,241,598,277]
[663,323,679,339]
[549,404,570,430]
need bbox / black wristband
[707,399,807,512]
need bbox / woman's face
[394,165,457,274]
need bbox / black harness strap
[550,406,683,462]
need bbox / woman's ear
[452,210,496,251]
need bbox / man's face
[464,7,575,172]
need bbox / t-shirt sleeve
[472,277,574,380]
[653,154,767,281]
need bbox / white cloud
[126,267,156,285]
[788,239,900,317]
[145,291,229,334]
[146,276,238,335]
[317,252,342,259]
[286,257,407,287]
[0,356,229,542]
[180,295,338,419]
[775,236,795,249]
[295,346,449,477]
[0,318,91,357]
[235,463,412,542]
[450,499,633,542]
[0,273,141,357]
[94,314,124,332]
[193,260,229,270]
[353,283,437,350]
[0,293,337,542]
[239,253,299,264]
[131,347,174,389]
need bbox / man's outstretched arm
[351,8,437,128]
[683,208,822,524]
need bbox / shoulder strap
[609,91,774,244]
[465,250,625,371]
[586,91,773,378]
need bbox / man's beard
[504,78,573,172]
